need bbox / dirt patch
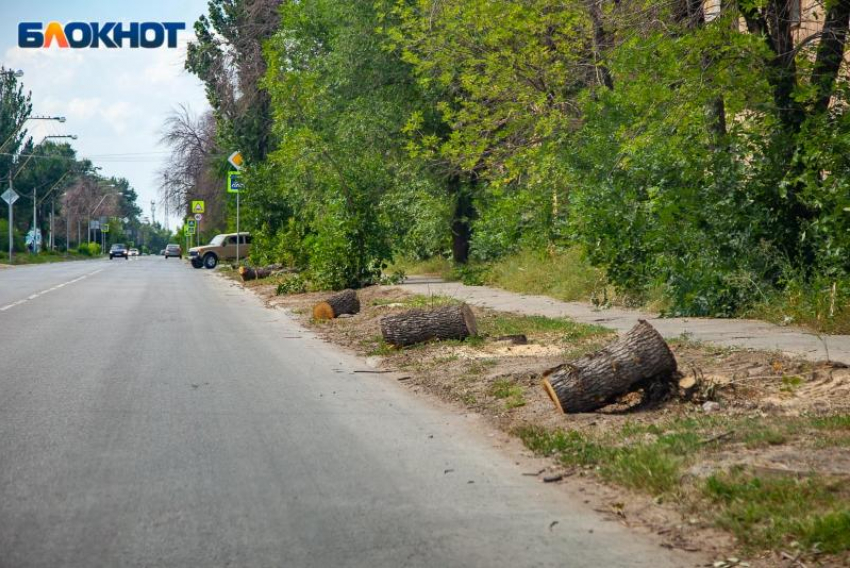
[239,279,850,567]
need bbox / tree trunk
[239,264,285,281]
[380,304,478,347]
[450,175,473,265]
[586,0,614,89]
[313,289,360,320]
[542,320,677,413]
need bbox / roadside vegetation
[0,249,96,265]
[243,279,850,565]
[167,0,850,335]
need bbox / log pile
[313,289,361,320]
[542,320,677,413]
[380,304,477,347]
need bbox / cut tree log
[239,264,285,282]
[542,320,677,413]
[380,304,477,347]
[313,289,360,320]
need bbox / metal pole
[236,191,240,265]
[50,198,54,251]
[7,194,12,263]
[7,172,13,263]
[32,187,36,254]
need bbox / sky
[0,0,211,229]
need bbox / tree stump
[380,304,477,347]
[313,289,360,320]
[542,320,677,413]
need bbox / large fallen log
[380,304,477,347]
[542,320,677,413]
[239,264,286,282]
[313,289,360,320]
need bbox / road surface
[0,258,697,567]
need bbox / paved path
[394,277,850,365]
[0,258,697,567]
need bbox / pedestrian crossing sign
[192,201,205,214]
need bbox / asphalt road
[0,257,697,567]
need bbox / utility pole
[50,197,55,251]
[32,186,36,254]
[151,200,156,226]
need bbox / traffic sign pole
[236,190,240,266]
[3,183,20,263]
[7,194,11,263]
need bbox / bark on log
[380,304,478,347]
[313,289,360,320]
[239,265,283,282]
[542,320,677,413]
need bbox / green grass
[485,247,611,304]
[705,470,850,552]
[387,256,454,279]
[0,251,92,265]
[478,312,610,341]
[371,294,459,309]
[515,415,850,555]
[490,379,527,409]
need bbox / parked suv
[189,233,251,269]
[109,243,128,260]
[164,244,182,259]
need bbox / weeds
[704,470,850,553]
[491,380,526,409]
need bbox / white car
[129,248,140,257]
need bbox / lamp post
[13,134,77,253]
[1,105,65,261]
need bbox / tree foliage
[184,0,850,322]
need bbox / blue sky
[0,0,211,228]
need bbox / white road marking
[0,268,105,313]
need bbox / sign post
[191,201,204,248]
[227,169,243,264]
[2,187,19,263]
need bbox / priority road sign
[191,200,205,214]
[1,187,19,205]
[227,171,243,194]
[228,151,244,170]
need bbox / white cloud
[67,97,103,120]
[100,101,135,134]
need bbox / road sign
[191,200,205,214]
[1,187,19,205]
[227,171,243,194]
[228,151,244,170]
[25,228,42,246]
[186,219,197,235]
[194,213,203,221]
[102,223,110,233]
[91,220,100,230]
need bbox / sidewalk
[393,276,850,365]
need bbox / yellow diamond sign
[228,151,244,170]
[191,200,205,214]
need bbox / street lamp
[13,134,78,253]
[0,115,66,155]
